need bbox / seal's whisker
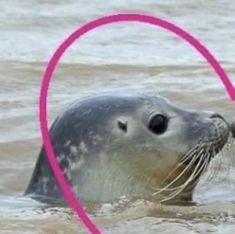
[226,136,235,166]
[152,153,199,195]
[159,144,212,202]
[176,151,211,198]
[152,148,204,195]
[198,145,217,184]
[189,145,211,178]
[152,146,206,197]
[160,152,209,202]
[205,137,234,185]
[220,146,229,170]
[155,143,205,188]
[208,148,223,182]
[231,139,235,165]
[181,143,202,161]
[214,138,234,183]
[183,146,211,186]
[227,137,235,166]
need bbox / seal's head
[25,93,231,204]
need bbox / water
[0,0,235,233]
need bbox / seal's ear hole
[148,114,168,135]
[117,120,128,133]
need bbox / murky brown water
[1,0,235,233]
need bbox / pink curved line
[39,13,234,234]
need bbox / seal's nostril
[210,113,225,121]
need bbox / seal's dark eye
[148,114,168,135]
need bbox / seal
[25,92,231,204]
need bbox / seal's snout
[219,115,235,139]
[210,113,235,139]
[204,113,230,155]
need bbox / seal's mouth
[152,114,231,203]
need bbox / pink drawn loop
[39,13,234,234]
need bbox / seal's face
[107,95,230,202]
[25,93,231,204]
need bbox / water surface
[1,1,235,233]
